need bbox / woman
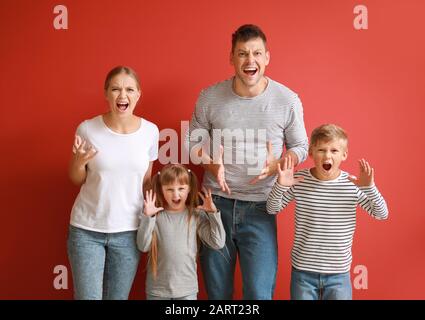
[67,66,159,299]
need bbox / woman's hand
[72,135,97,168]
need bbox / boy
[266,124,388,300]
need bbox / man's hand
[207,145,231,195]
[250,141,280,184]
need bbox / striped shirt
[266,168,388,274]
[188,77,308,201]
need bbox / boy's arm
[266,181,295,214]
[357,186,389,220]
[136,214,157,252]
[197,210,226,250]
[349,159,388,220]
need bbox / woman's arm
[68,136,97,186]
[142,161,154,192]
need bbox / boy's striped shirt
[266,168,388,274]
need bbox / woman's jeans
[67,225,140,300]
[290,268,352,300]
[200,195,278,300]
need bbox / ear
[265,50,270,66]
[308,146,313,157]
[342,149,348,161]
[230,51,234,66]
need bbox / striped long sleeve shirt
[266,168,388,274]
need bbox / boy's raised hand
[348,159,374,187]
[143,189,164,217]
[277,156,304,187]
[197,187,217,214]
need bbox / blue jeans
[67,225,140,300]
[290,268,352,300]
[146,294,197,300]
[200,195,278,300]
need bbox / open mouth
[172,199,182,205]
[116,102,129,111]
[322,163,332,171]
[243,66,258,77]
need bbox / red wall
[1,0,424,299]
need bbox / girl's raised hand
[277,157,304,187]
[143,189,164,217]
[348,159,374,187]
[197,187,217,214]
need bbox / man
[188,24,308,299]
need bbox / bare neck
[102,112,141,134]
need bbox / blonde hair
[104,66,141,92]
[149,164,199,279]
[309,124,348,153]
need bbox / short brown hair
[309,124,348,153]
[104,66,141,92]
[231,24,267,53]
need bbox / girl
[137,164,225,300]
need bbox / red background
[1,0,424,299]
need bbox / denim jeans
[290,268,352,300]
[146,294,197,300]
[67,225,140,300]
[200,195,278,300]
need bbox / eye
[238,52,247,57]
[127,88,134,92]
[255,51,262,56]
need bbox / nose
[172,190,179,198]
[118,88,126,98]
[247,52,255,63]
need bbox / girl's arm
[197,211,226,250]
[137,190,163,252]
[137,214,156,252]
[196,188,226,249]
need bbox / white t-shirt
[70,115,159,233]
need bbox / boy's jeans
[67,225,140,300]
[200,195,278,300]
[290,267,352,300]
